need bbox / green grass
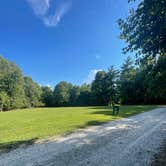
[0,105,157,152]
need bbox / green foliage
[118,0,166,62]
[53,81,73,106]
[92,67,119,105]
[144,55,166,103]
[77,84,91,106]
[0,56,26,109]
[118,0,166,104]
[1,0,166,109]
[120,57,136,81]
[24,77,43,107]
[0,54,165,109]
[41,86,54,107]
[105,66,119,104]
[119,55,166,104]
[0,91,10,111]
[91,70,108,105]
[0,56,43,110]
[120,57,136,104]
[69,85,81,106]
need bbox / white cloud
[95,54,101,60]
[43,0,72,27]
[27,0,73,27]
[84,69,102,84]
[27,0,50,16]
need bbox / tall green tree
[41,86,54,107]
[0,56,26,109]
[78,84,91,106]
[120,57,136,104]
[24,77,43,107]
[69,86,80,106]
[118,0,166,62]
[105,66,119,104]
[145,55,166,103]
[0,91,10,112]
[91,71,107,105]
[92,67,119,105]
[53,81,73,106]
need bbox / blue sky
[0,0,136,87]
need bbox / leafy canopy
[118,0,166,62]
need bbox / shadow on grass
[88,106,150,118]
[91,110,114,116]
[90,109,149,118]
[74,120,111,131]
[0,138,38,154]
[120,109,150,118]
[87,106,108,110]
[85,120,106,126]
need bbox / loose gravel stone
[0,108,166,166]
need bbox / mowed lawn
[0,105,157,151]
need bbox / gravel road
[0,108,166,166]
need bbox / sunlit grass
[0,105,157,151]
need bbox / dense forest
[0,54,165,111]
[0,0,165,111]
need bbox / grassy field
[0,105,157,151]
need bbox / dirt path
[0,108,166,166]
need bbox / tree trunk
[0,103,3,112]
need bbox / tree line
[0,54,165,111]
[0,56,43,111]
[0,0,165,111]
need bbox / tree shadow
[74,120,111,131]
[85,120,106,126]
[91,110,114,116]
[87,106,108,110]
[90,109,149,118]
[0,138,38,154]
[90,108,121,117]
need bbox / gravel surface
[0,108,166,166]
[151,141,166,166]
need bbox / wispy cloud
[27,0,73,27]
[27,0,50,16]
[95,54,101,60]
[84,69,102,84]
